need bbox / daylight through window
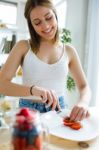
[0,1,17,25]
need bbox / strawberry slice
[16,108,36,122]
[63,117,75,126]
[17,108,32,117]
[35,135,43,150]
[16,116,26,124]
[63,117,82,130]
[70,122,82,130]
[12,137,27,150]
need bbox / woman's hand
[69,101,90,121]
[32,86,61,111]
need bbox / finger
[56,98,61,111]
[80,110,88,121]
[75,108,85,121]
[70,106,79,121]
[45,91,53,108]
[86,110,90,118]
[51,93,58,110]
[41,91,47,103]
[51,99,57,110]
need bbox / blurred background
[0,0,99,108]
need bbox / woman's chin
[41,35,55,42]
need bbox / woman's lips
[43,27,53,34]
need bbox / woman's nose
[41,21,50,30]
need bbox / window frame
[0,0,17,26]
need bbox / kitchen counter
[0,128,99,150]
[0,106,99,150]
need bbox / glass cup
[41,122,50,150]
[11,108,50,150]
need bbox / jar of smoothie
[12,107,43,150]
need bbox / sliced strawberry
[18,108,32,117]
[63,121,74,126]
[35,135,43,150]
[12,137,21,150]
[19,138,26,149]
[70,122,82,130]
[63,117,75,126]
[16,116,26,124]
[63,117,82,130]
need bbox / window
[0,0,17,25]
[84,0,99,106]
[54,0,67,28]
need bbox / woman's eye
[46,16,52,21]
[34,21,41,26]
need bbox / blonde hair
[24,0,59,53]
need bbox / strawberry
[63,117,75,126]
[34,135,43,150]
[17,108,36,122]
[17,108,32,117]
[12,108,42,150]
[70,122,82,130]
[63,117,82,130]
[16,116,26,125]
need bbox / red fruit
[63,117,74,126]
[70,122,82,130]
[20,138,26,150]
[23,123,32,130]
[25,145,38,150]
[63,117,82,130]
[35,135,43,150]
[16,116,26,124]
[18,108,32,117]
[12,137,27,150]
[17,108,36,122]
[63,121,74,127]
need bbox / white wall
[54,0,67,28]
[16,1,28,41]
[65,0,89,108]
[66,0,88,65]
[84,0,99,106]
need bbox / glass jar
[11,107,49,150]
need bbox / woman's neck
[40,40,60,50]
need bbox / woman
[0,0,91,121]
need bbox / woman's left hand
[69,102,90,121]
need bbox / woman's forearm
[0,80,30,97]
[78,85,91,105]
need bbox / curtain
[84,0,99,106]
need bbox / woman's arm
[66,44,91,121]
[0,40,30,96]
[0,41,60,111]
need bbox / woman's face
[30,6,58,42]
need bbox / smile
[43,27,53,34]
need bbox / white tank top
[22,44,69,97]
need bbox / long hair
[24,0,59,53]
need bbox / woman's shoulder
[65,43,76,53]
[64,43,78,62]
[15,40,29,52]
[11,39,30,59]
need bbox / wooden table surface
[0,125,99,150]
[0,106,99,150]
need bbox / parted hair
[24,0,59,53]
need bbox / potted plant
[60,28,75,91]
[60,28,78,108]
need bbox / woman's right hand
[32,86,61,111]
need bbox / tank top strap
[63,43,69,64]
[27,39,31,50]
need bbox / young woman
[0,0,91,121]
